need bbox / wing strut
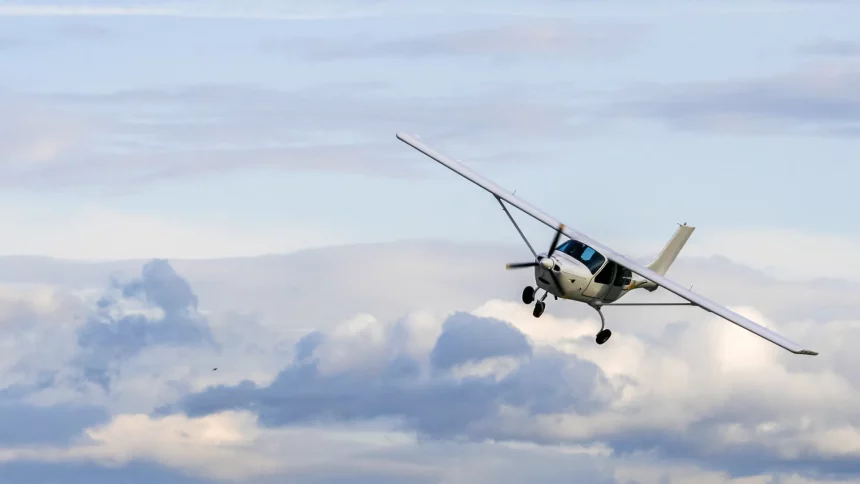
[496,196,537,258]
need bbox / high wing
[396,132,817,356]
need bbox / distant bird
[212,368,217,371]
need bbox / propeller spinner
[506,224,566,295]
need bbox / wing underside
[396,132,817,356]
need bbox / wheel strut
[596,307,606,332]
[590,304,612,345]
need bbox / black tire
[596,329,612,345]
[533,301,545,318]
[522,286,535,304]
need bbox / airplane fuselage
[532,249,639,305]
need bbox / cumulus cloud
[75,259,217,391]
[158,291,860,479]
[0,411,285,480]
[0,256,303,480]
[0,401,108,446]
[170,310,613,443]
[429,312,532,369]
[0,242,859,482]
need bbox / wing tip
[795,349,819,356]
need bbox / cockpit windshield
[556,239,606,274]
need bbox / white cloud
[685,227,860,281]
[1,244,859,482]
[0,411,283,480]
[472,299,597,344]
[472,300,860,462]
[0,410,431,482]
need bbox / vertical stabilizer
[647,223,695,276]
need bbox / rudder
[647,223,695,276]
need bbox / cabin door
[603,277,624,302]
[582,260,614,299]
[602,263,632,302]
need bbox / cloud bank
[0,242,857,482]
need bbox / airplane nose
[540,257,555,270]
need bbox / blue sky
[1,0,858,261]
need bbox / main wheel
[533,301,545,318]
[522,286,535,304]
[596,329,612,345]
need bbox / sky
[1,0,860,483]
[0,0,858,266]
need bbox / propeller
[506,224,566,295]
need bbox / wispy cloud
[610,61,860,136]
[0,36,20,49]
[267,20,648,61]
[0,4,176,17]
[0,82,589,190]
[799,38,860,57]
[0,1,561,20]
[54,22,113,40]
[0,1,850,20]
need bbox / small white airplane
[396,132,817,356]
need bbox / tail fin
[647,223,695,276]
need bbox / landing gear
[591,304,612,345]
[522,286,535,304]
[596,328,612,345]
[523,286,548,318]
